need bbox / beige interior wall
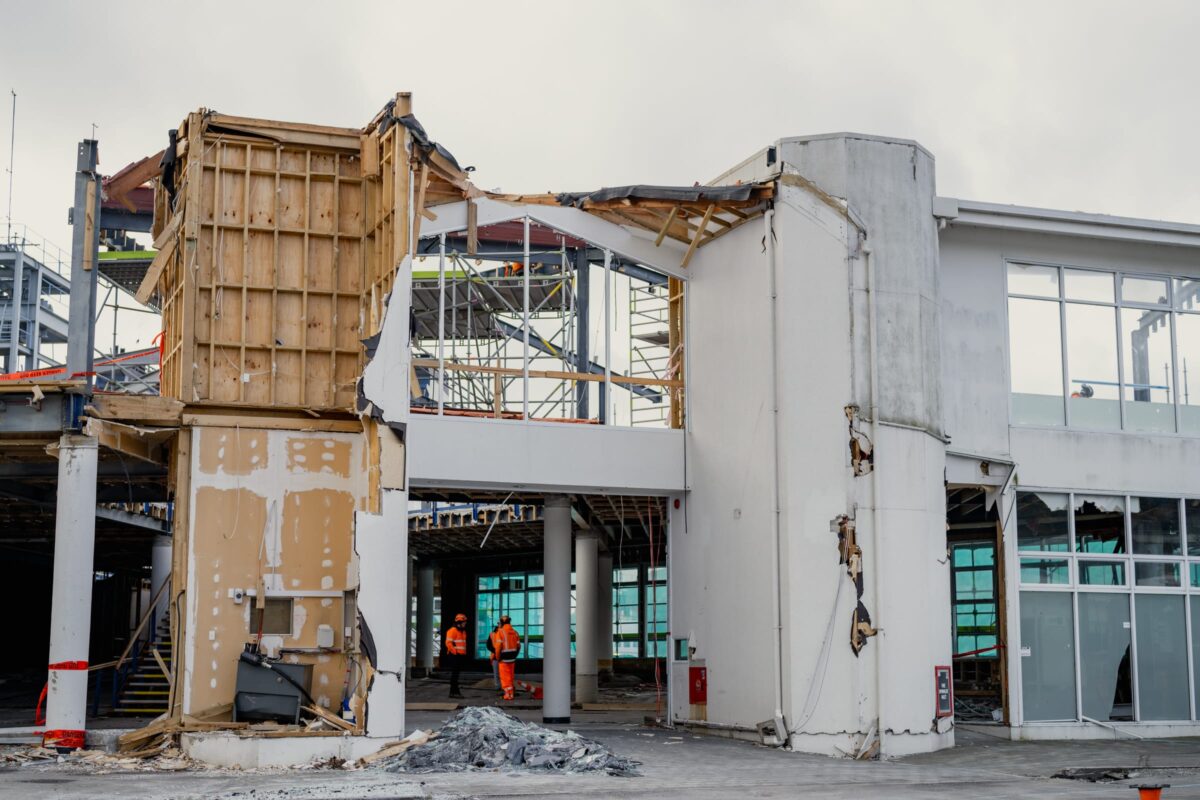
[183,423,365,716]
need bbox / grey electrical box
[233,660,313,724]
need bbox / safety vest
[498,624,521,662]
[446,626,468,656]
[489,629,502,661]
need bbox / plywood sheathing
[182,424,366,719]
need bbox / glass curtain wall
[1007,264,1200,434]
[1017,490,1199,723]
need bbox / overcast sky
[3,0,1200,354]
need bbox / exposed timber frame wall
[146,111,369,410]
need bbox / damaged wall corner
[354,488,408,739]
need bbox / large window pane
[1122,275,1170,306]
[1017,492,1069,552]
[1065,269,1115,303]
[1122,308,1175,432]
[1066,303,1120,429]
[1074,494,1126,554]
[1134,562,1181,587]
[1131,496,1181,555]
[1020,591,1077,721]
[1009,298,1064,426]
[1009,263,1060,298]
[1135,594,1190,720]
[1020,558,1070,584]
[1177,278,1200,311]
[1187,499,1200,556]
[1078,593,1133,721]
[1178,314,1200,435]
[1078,561,1126,586]
[1192,596,1200,718]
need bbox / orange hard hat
[455,613,467,622]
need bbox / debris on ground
[375,706,640,776]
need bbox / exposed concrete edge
[182,731,384,768]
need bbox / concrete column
[597,552,613,679]
[43,435,98,751]
[415,564,434,677]
[574,531,599,704]
[150,537,172,623]
[543,496,572,723]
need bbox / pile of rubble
[376,707,640,776]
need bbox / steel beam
[66,141,101,389]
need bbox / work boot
[449,691,464,699]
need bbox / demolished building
[3,92,1200,763]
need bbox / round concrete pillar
[44,435,99,751]
[415,564,435,677]
[574,531,599,704]
[543,496,572,723]
[150,537,172,622]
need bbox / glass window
[951,543,998,658]
[1134,562,1181,587]
[1078,560,1126,586]
[1178,314,1200,435]
[645,568,668,658]
[1122,308,1175,432]
[1009,298,1064,426]
[1017,492,1069,552]
[1131,497,1181,555]
[1008,263,1060,298]
[1078,593,1133,721]
[1176,278,1200,311]
[1122,275,1170,306]
[1066,304,1120,429]
[1074,494,1126,554]
[1192,596,1200,719]
[1188,499,1200,556]
[1020,591,1078,721]
[1191,562,1200,587]
[1020,558,1070,585]
[613,569,640,659]
[1065,269,1115,303]
[1134,594,1190,720]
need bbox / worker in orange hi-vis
[445,613,469,699]
[496,614,522,701]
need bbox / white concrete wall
[407,415,684,495]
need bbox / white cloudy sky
[3,0,1200,355]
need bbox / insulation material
[183,424,365,717]
[355,488,408,738]
[358,263,412,430]
[836,515,877,656]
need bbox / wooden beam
[680,204,716,268]
[86,394,184,427]
[654,206,680,247]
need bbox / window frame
[1006,260,1199,436]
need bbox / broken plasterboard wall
[180,422,367,719]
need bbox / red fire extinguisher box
[689,663,708,704]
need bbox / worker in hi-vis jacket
[445,613,469,699]
[496,615,521,701]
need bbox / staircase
[112,618,171,716]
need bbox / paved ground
[4,714,1200,799]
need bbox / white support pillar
[543,496,572,723]
[415,564,435,677]
[597,551,613,679]
[574,531,599,704]
[150,537,172,623]
[43,435,98,751]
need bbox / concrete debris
[378,707,640,776]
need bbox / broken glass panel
[1017,492,1069,552]
[1074,494,1126,554]
[1135,594,1190,720]
[1020,591,1077,721]
[1078,593,1133,721]
[1131,496,1181,555]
